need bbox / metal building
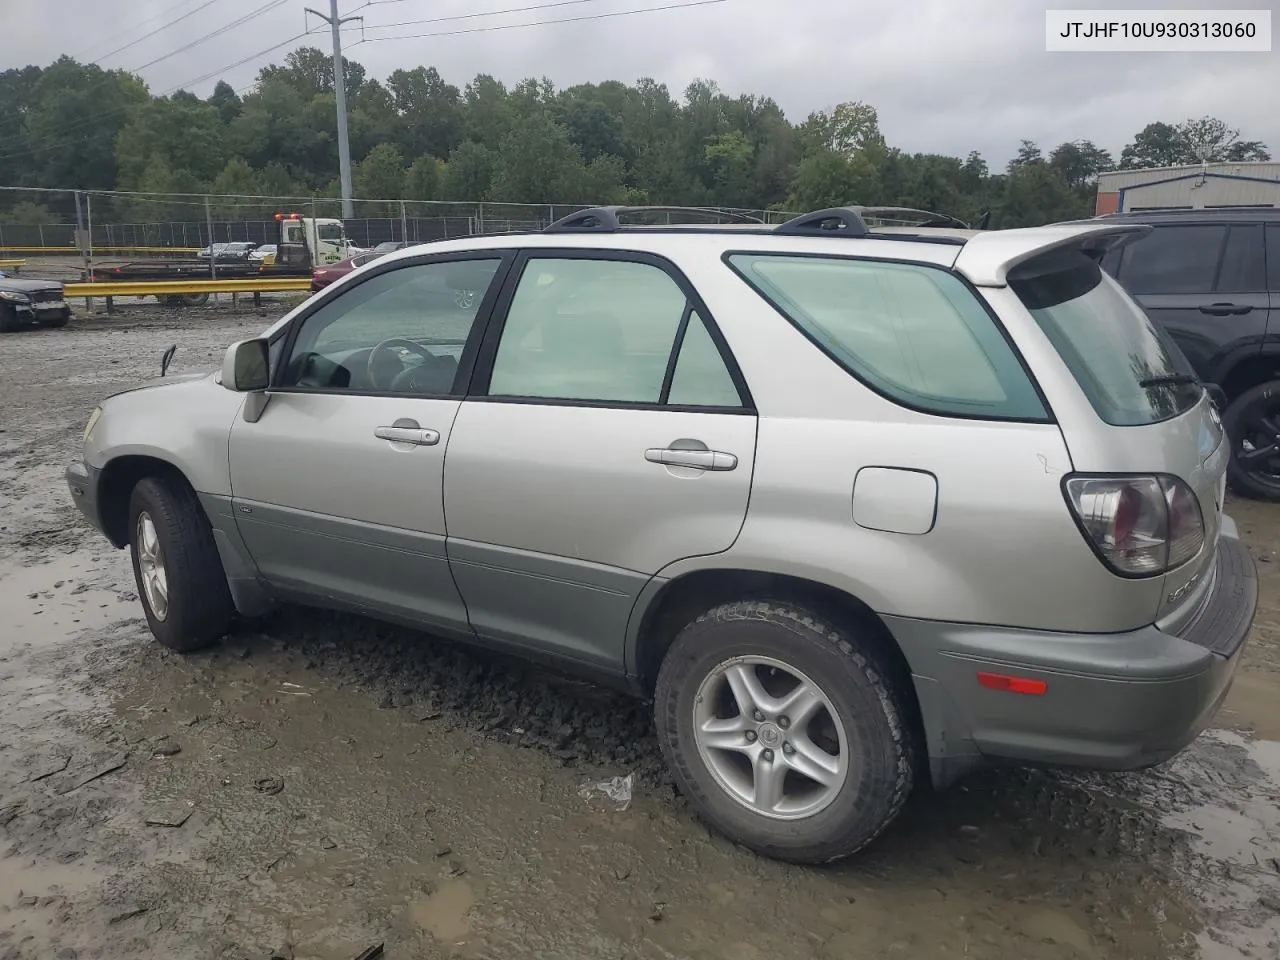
[1095,162,1280,214]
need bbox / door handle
[645,447,737,471]
[374,425,440,446]
[1199,302,1253,316]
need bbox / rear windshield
[1010,251,1201,426]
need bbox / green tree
[1048,140,1114,188]
[115,95,227,190]
[438,141,494,201]
[489,114,592,203]
[4,201,60,225]
[387,66,463,161]
[404,156,440,202]
[1118,122,1184,169]
[210,158,262,217]
[354,143,406,215]
[786,149,878,211]
[998,162,1089,227]
[704,130,755,206]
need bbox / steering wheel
[367,337,439,390]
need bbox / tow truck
[87,213,366,306]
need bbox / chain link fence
[0,187,792,259]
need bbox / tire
[1223,381,1280,502]
[655,600,914,864]
[159,293,209,307]
[127,474,233,652]
[37,309,70,329]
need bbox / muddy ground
[1,299,1279,960]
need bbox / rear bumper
[890,518,1257,787]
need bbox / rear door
[1109,220,1268,384]
[442,250,757,673]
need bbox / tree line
[0,49,1272,228]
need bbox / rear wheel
[654,600,914,863]
[127,475,233,652]
[1224,381,1280,501]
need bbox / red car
[310,251,379,292]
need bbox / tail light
[1064,475,1205,577]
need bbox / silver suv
[66,205,1257,863]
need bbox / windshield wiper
[1138,373,1201,389]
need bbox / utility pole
[306,1,362,220]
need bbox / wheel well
[633,569,925,744]
[1220,356,1280,404]
[97,455,187,548]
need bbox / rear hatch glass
[1009,251,1202,426]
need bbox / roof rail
[854,206,971,229]
[773,207,871,237]
[544,206,764,232]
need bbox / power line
[363,0,607,30]
[129,0,292,74]
[354,0,730,43]
[92,0,221,65]
[72,0,207,61]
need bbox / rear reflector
[976,671,1048,695]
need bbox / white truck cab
[275,213,362,266]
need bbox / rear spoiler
[951,223,1151,287]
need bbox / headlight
[83,406,102,441]
[0,290,31,303]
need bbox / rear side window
[1012,251,1202,426]
[726,254,1046,420]
[1117,225,1225,294]
[1268,225,1280,293]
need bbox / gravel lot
[1,299,1279,960]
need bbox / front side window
[279,259,502,395]
[1012,251,1201,426]
[486,257,745,407]
[317,223,345,241]
[727,253,1045,420]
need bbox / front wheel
[654,600,915,864]
[128,475,233,652]
[1223,381,1280,501]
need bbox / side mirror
[222,338,270,392]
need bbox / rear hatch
[999,245,1227,626]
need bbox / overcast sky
[2,0,1277,166]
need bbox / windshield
[1010,251,1201,426]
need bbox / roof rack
[544,206,764,232]
[773,207,871,236]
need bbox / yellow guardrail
[0,259,25,270]
[64,278,313,298]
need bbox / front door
[228,253,510,633]
[1107,220,1268,384]
[443,251,758,673]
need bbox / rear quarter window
[726,253,1047,421]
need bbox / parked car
[310,250,380,291]
[372,241,417,255]
[66,205,1256,864]
[248,244,278,265]
[0,272,71,331]
[197,242,258,262]
[1097,208,1280,500]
